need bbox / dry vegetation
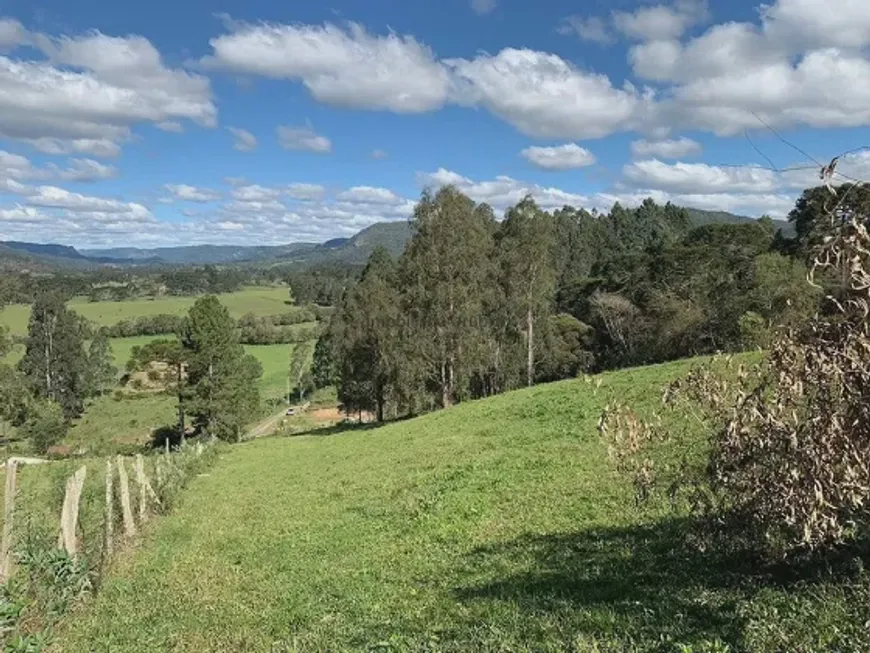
[603,190,870,558]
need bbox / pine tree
[181,296,262,441]
[498,197,557,386]
[18,292,88,418]
[86,331,118,396]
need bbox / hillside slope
[55,353,868,652]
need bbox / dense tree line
[0,264,273,308]
[101,308,323,345]
[284,263,360,306]
[319,188,821,422]
[103,313,186,338]
[159,265,248,296]
[237,323,320,346]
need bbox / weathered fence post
[135,455,147,522]
[1,460,19,581]
[104,459,114,557]
[155,458,163,486]
[116,456,136,536]
[134,455,160,521]
[58,465,87,558]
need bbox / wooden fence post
[116,456,136,536]
[1,460,19,581]
[104,459,114,557]
[134,455,160,521]
[135,455,147,522]
[58,465,87,558]
[155,459,164,494]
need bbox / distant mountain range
[0,221,416,270]
[0,209,791,271]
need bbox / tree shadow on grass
[282,411,424,438]
[291,421,383,438]
[453,518,856,649]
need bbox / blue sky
[1,0,869,247]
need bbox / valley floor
[52,357,870,652]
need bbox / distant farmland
[0,286,292,335]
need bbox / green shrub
[20,401,68,454]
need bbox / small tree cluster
[321,189,576,421]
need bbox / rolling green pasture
[247,343,297,400]
[0,286,291,335]
[55,353,870,652]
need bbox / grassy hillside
[0,286,291,335]
[53,353,865,651]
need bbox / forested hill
[685,208,794,235]
[1,207,784,270]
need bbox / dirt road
[244,410,289,440]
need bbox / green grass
[65,393,178,455]
[108,335,162,369]
[0,286,292,336]
[26,356,799,650]
[0,443,221,643]
[247,343,296,400]
[53,354,870,651]
[112,338,301,401]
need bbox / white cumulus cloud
[557,16,615,45]
[336,186,404,204]
[277,125,332,153]
[164,184,221,202]
[0,150,117,182]
[0,23,216,156]
[470,0,497,15]
[203,21,450,113]
[623,159,780,194]
[446,48,647,139]
[613,0,709,41]
[417,168,590,210]
[521,143,596,170]
[631,137,702,159]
